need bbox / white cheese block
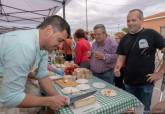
[73,95,96,108]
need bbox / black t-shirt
[117,28,165,85]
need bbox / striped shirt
[90,36,118,73]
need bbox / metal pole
[118,24,120,32]
[62,0,66,20]
[85,0,88,32]
[2,4,47,16]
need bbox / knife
[66,90,96,105]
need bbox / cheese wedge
[73,95,96,108]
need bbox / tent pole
[2,4,47,17]
[85,0,88,32]
[62,0,66,20]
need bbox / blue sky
[57,0,165,33]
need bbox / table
[53,76,144,114]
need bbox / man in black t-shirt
[114,9,165,111]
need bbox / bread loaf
[73,95,96,108]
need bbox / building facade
[143,12,165,37]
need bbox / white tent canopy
[0,0,71,33]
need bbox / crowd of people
[0,8,165,114]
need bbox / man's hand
[48,95,67,110]
[28,72,37,80]
[146,72,163,83]
[95,51,105,60]
[114,68,121,77]
[87,51,92,58]
[114,55,126,77]
[151,101,165,114]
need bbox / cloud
[57,0,165,33]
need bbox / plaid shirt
[90,36,118,73]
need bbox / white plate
[76,84,90,91]
[61,87,80,94]
[101,89,117,97]
[92,82,106,89]
[76,79,89,84]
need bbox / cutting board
[55,79,79,88]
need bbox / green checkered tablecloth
[53,76,144,114]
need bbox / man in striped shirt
[90,24,118,84]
